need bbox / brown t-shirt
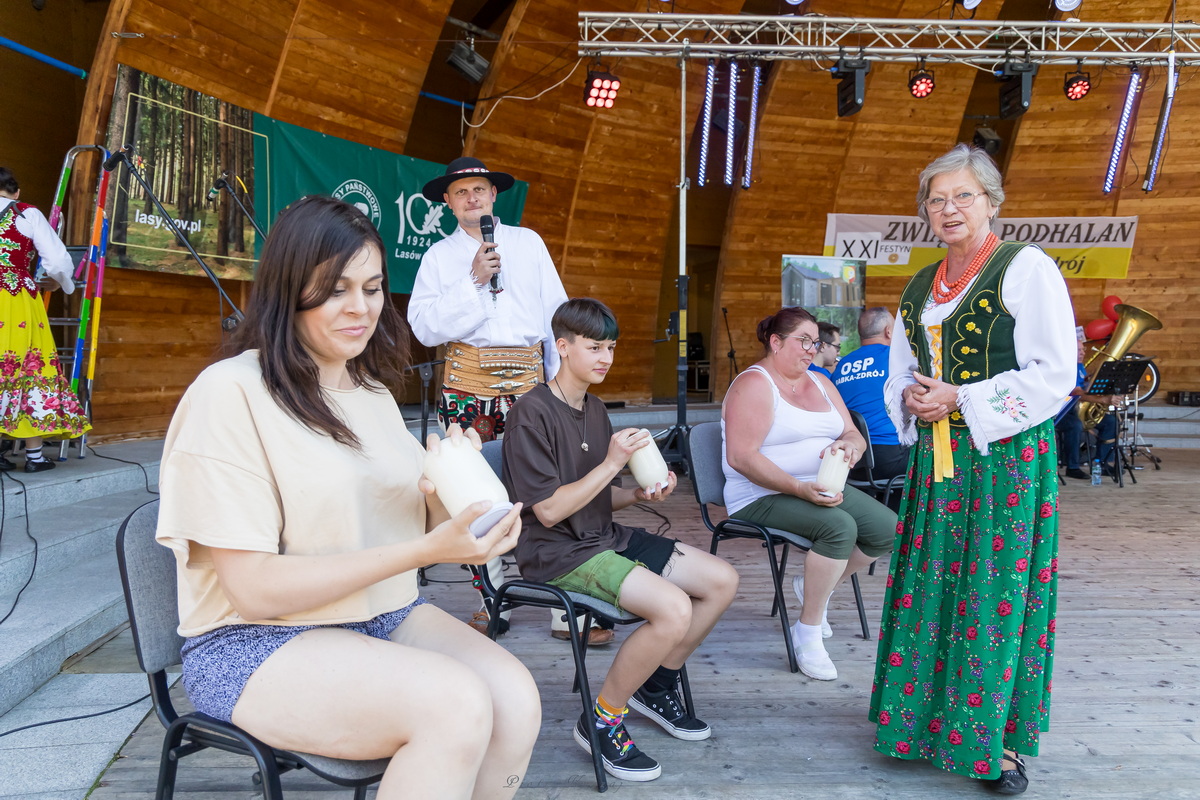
[502,383,635,583]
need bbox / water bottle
[1090,459,1102,486]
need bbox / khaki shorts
[547,529,678,611]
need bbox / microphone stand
[403,358,445,446]
[213,175,266,239]
[106,146,243,329]
[722,306,739,378]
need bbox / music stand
[1085,358,1150,487]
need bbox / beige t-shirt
[156,350,425,637]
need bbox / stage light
[1063,67,1091,101]
[997,60,1038,119]
[584,70,621,109]
[973,126,1002,156]
[1143,63,1178,192]
[725,60,739,186]
[1053,0,1082,10]
[1103,67,1141,194]
[447,40,489,84]
[954,0,983,14]
[909,63,935,99]
[831,57,870,117]
[742,62,762,189]
[697,60,716,187]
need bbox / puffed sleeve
[885,314,920,446]
[955,247,1077,454]
[22,206,77,294]
[407,238,491,346]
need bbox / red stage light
[1064,70,1091,101]
[584,70,621,109]
[909,68,935,99]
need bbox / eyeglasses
[778,334,820,353]
[924,191,987,213]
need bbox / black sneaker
[628,686,712,741]
[573,712,661,782]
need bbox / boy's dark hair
[0,168,19,195]
[817,321,841,342]
[552,297,620,342]
[233,195,409,449]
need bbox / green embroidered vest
[898,241,1027,427]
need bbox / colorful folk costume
[0,200,91,443]
[869,241,1076,781]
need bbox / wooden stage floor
[90,449,1200,799]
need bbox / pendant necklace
[770,363,800,394]
[554,377,589,451]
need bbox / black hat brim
[421,171,515,203]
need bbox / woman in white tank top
[722,307,896,681]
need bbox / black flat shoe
[23,459,56,473]
[987,753,1028,795]
[0,456,13,471]
[1064,468,1089,480]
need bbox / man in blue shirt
[832,308,909,500]
[808,321,841,379]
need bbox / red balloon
[1084,318,1116,340]
[1101,295,1124,321]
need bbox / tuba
[1077,304,1162,429]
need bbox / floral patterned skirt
[869,421,1058,780]
[0,290,91,439]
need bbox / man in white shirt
[408,158,612,644]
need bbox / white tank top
[721,365,845,515]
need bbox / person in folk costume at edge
[868,144,1075,795]
[0,167,91,472]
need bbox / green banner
[252,114,527,293]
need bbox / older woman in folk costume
[868,145,1075,795]
[0,167,90,472]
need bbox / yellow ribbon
[932,418,955,482]
[927,322,954,482]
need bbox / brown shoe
[551,626,615,646]
[468,610,491,635]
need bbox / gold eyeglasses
[924,191,987,213]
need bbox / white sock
[794,621,825,649]
[26,447,45,463]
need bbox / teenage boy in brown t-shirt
[501,298,739,782]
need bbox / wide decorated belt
[443,342,544,398]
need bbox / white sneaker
[791,575,832,638]
[790,621,838,680]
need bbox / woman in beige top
[156,196,539,799]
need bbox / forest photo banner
[252,115,528,294]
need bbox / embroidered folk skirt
[869,421,1058,780]
[0,290,91,439]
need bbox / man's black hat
[421,156,515,202]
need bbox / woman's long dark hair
[234,195,410,448]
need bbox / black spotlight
[831,57,870,117]
[1064,68,1091,101]
[909,64,935,99]
[997,60,1038,119]
[584,70,621,109]
[973,126,1002,155]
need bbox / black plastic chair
[846,409,907,509]
[685,422,871,675]
[476,440,695,793]
[115,500,389,799]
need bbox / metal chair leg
[851,573,870,640]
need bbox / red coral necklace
[933,232,999,304]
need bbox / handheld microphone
[479,215,501,293]
[207,172,228,203]
[103,144,132,172]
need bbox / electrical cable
[0,691,151,739]
[462,58,584,130]
[0,471,37,627]
[80,443,159,495]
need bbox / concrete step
[0,551,126,716]
[0,487,158,598]
[1,440,162,521]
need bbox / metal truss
[579,13,1200,67]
